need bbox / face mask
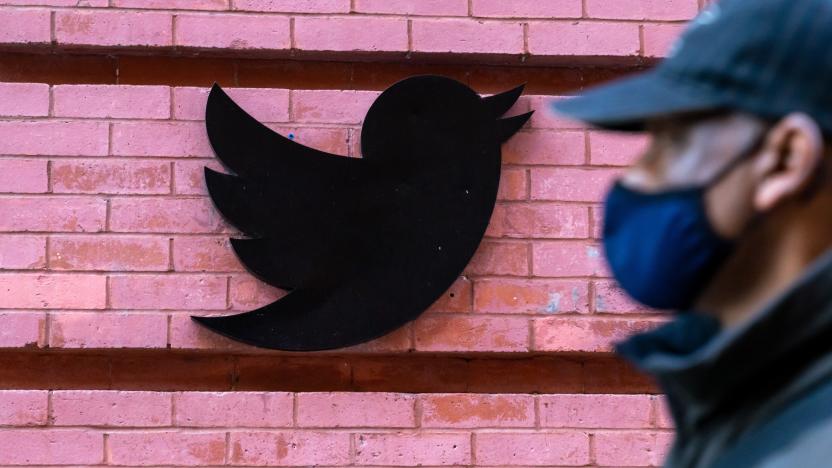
[601,132,767,311]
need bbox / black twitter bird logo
[193,75,533,351]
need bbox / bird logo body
[193,75,533,351]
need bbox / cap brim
[550,69,731,131]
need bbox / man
[550,0,832,466]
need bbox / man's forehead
[646,109,761,136]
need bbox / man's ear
[752,113,824,211]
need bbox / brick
[0,197,105,232]
[644,23,687,57]
[0,82,48,116]
[497,168,527,200]
[587,0,699,20]
[655,395,676,428]
[412,19,524,54]
[52,85,169,118]
[528,21,640,57]
[591,204,603,238]
[111,121,212,157]
[0,429,103,464]
[173,86,290,122]
[229,273,287,310]
[109,431,225,466]
[0,159,47,193]
[0,8,50,44]
[113,0,228,9]
[291,89,378,125]
[110,354,233,390]
[0,121,108,156]
[0,313,45,347]
[51,159,171,194]
[475,431,590,466]
[109,198,223,233]
[339,321,414,353]
[109,274,227,310]
[595,279,652,313]
[355,0,467,15]
[0,0,107,5]
[486,203,589,239]
[175,13,290,50]
[233,0,349,13]
[474,278,589,314]
[294,16,408,53]
[0,390,47,426]
[169,313,258,351]
[49,235,168,271]
[0,273,105,309]
[174,392,293,427]
[526,95,586,129]
[503,130,586,165]
[539,394,652,428]
[0,235,45,269]
[532,241,607,277]
[532,317,662,352]
[426,275,472,313]
[173,159,221,195]
[49,312,168,348]
[355,432,471,466]
[230,431,350,465]
[530,167,621,202]
[52,390,171,426]
[173,236,243,272]
[297,392,415,428]
[473,0,582,18]
[465,240,528,276]
[413,314,529,352]
[269,125,350,154]
[590,131,649,166]
[55,10,172,47]
[594,431,674,466]
[420,394,534,428]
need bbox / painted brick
[55,10,172,47]
[233,0,349,13]
[528,21,641,57]
[530,167,621,202]
[591,204,603,238]
[173,236,244,272]
[503,130,585,165]
[586,0,699,20]
[0,159,47,193]
[0,121,108,156]
[291,90,378,124]
[229,273,286,310]
[0,83,48,117]
[270,125,350,154]
[173,86,290,122]
[113,0,229,9]
[590,131,649,166]
[644,23,687,57]
[52,85,169,119]
[412,19,524,54]
[355,0,467,16]
[52,390,171,426]
[421,394,534,428]
[532,241,607,277]
[174,392,293,427]
[168,313,257,351]
[487,203,589,239]
[473,0,582,18]
[0,273,105,309]
[111,121,212,157]
[297,392,415,428]
[527,95,587,129]
[294,16,408,53]
[109,274,227,310]
[0,0,107,5]
[230,431,350,466]
[0,430,103,465]
[109,198,223,233]
[49,312,168,348]
[594,431,674,466]
[109,431,226,466]
[49,235,169,271]
[0,235,45,269]
[532,317,662,352]
[595,279,652,313]
[427,276,472,313]
[497,168,527,200]
[355,432,471,466]
[656,395,676,428]
[0,312,44,347]
[0,197,105,232]
[539,394,652,428]
[51,159,171,194]
[175,13,290,50]
[474,278,589,314]
[413,314,529,352]
[0,390,47,426]
[465,240,529,276]
[173,159,221,195]
[475,431,590,466]
[0,8,50,44]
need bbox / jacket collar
[615,246,832,433]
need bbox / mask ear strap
[708,124,772,186]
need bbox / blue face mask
[601,133,766,311]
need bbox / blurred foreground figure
[552,0,832,466]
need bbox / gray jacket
[615,248,832,467]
